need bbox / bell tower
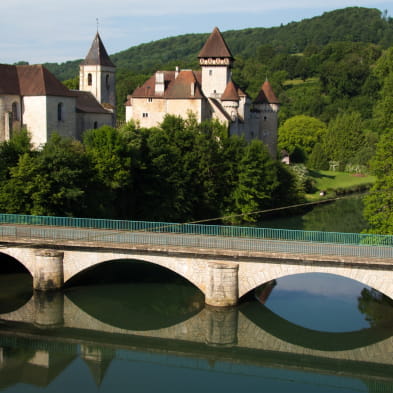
[79,32,116,112]
[198,27,234,98]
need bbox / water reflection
[259,195,368,233]
[65,282,204,331]
[1,266,393,392]
[259,273,381,332]
[0,287,392,392]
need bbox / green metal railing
[0,213,392,247]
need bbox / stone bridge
[1,232,393,306]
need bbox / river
[0,195,392,393]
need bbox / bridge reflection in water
[0,291,393,392]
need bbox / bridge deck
[1,224,393,265]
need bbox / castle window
[209,70,213,76]
[57,103,63,121]
[94,121,98,129]
[264,116,267,121]
[88,73,92,86]
[106,74,110,90]
[142,113,149,118]
[11,102,19,121]
[147,98,153,103]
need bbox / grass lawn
[306,170,376,201]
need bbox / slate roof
[0,64,75,97]
[254,80,280,104]
[81,32,115,67]
[198,27,233,59]
[74,90,110,114]
[130,70,204,100]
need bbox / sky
[2,0,393,65]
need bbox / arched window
[88,73,92,86]
[57,103,63,121]
[11,102,19,121]
[106,74,110,90]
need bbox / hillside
[43,7,393,81]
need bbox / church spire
[81,32,115,67]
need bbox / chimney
[155,71,165,95]
[191,82,195,97]
[175,66,179,79]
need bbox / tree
[229,140,280,224]
[0,128,32,182]
[83,125,136,218]
[0,134,92,217]
[323,112,367,171]
[278,115,327,163]
[363,131,393,234]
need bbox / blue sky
[2,0,393,65]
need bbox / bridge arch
[238,262,393,301]
[0,248,35,277]
[63,250,207,295]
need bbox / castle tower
[79,32,116,113]
[254,80,280,157]
[198,27,234,98]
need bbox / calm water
[0,196,393,393]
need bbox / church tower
[198,27,234,98]
[79,32,116,113]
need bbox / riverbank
[305,170,376,201]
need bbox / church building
[125,27,279,156]
[0,33,115,147]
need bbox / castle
[1,28,279,154]
[0,33,115,147]
[125,27,279,156]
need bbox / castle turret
[198,27,234,98]
[254,80,280,157]
[221,80,239,122]
[79,33,116,113]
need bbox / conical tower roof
[254,80,280,104]
[221,81,240,101]
[198,27,233,59]
[81,32,115,67]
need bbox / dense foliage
[0,122,301,224]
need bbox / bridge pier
[34,291,64,328]
[33,249,64,291]
[205,307,238,346]
[205,262,239,307]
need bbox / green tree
[278,115,327,163]
[323,112,367,171]
[0,134,92,216]
[0,128,32,182]
[229,140,280,224]
[363,131,393,234]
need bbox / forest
[8,6,393,234]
